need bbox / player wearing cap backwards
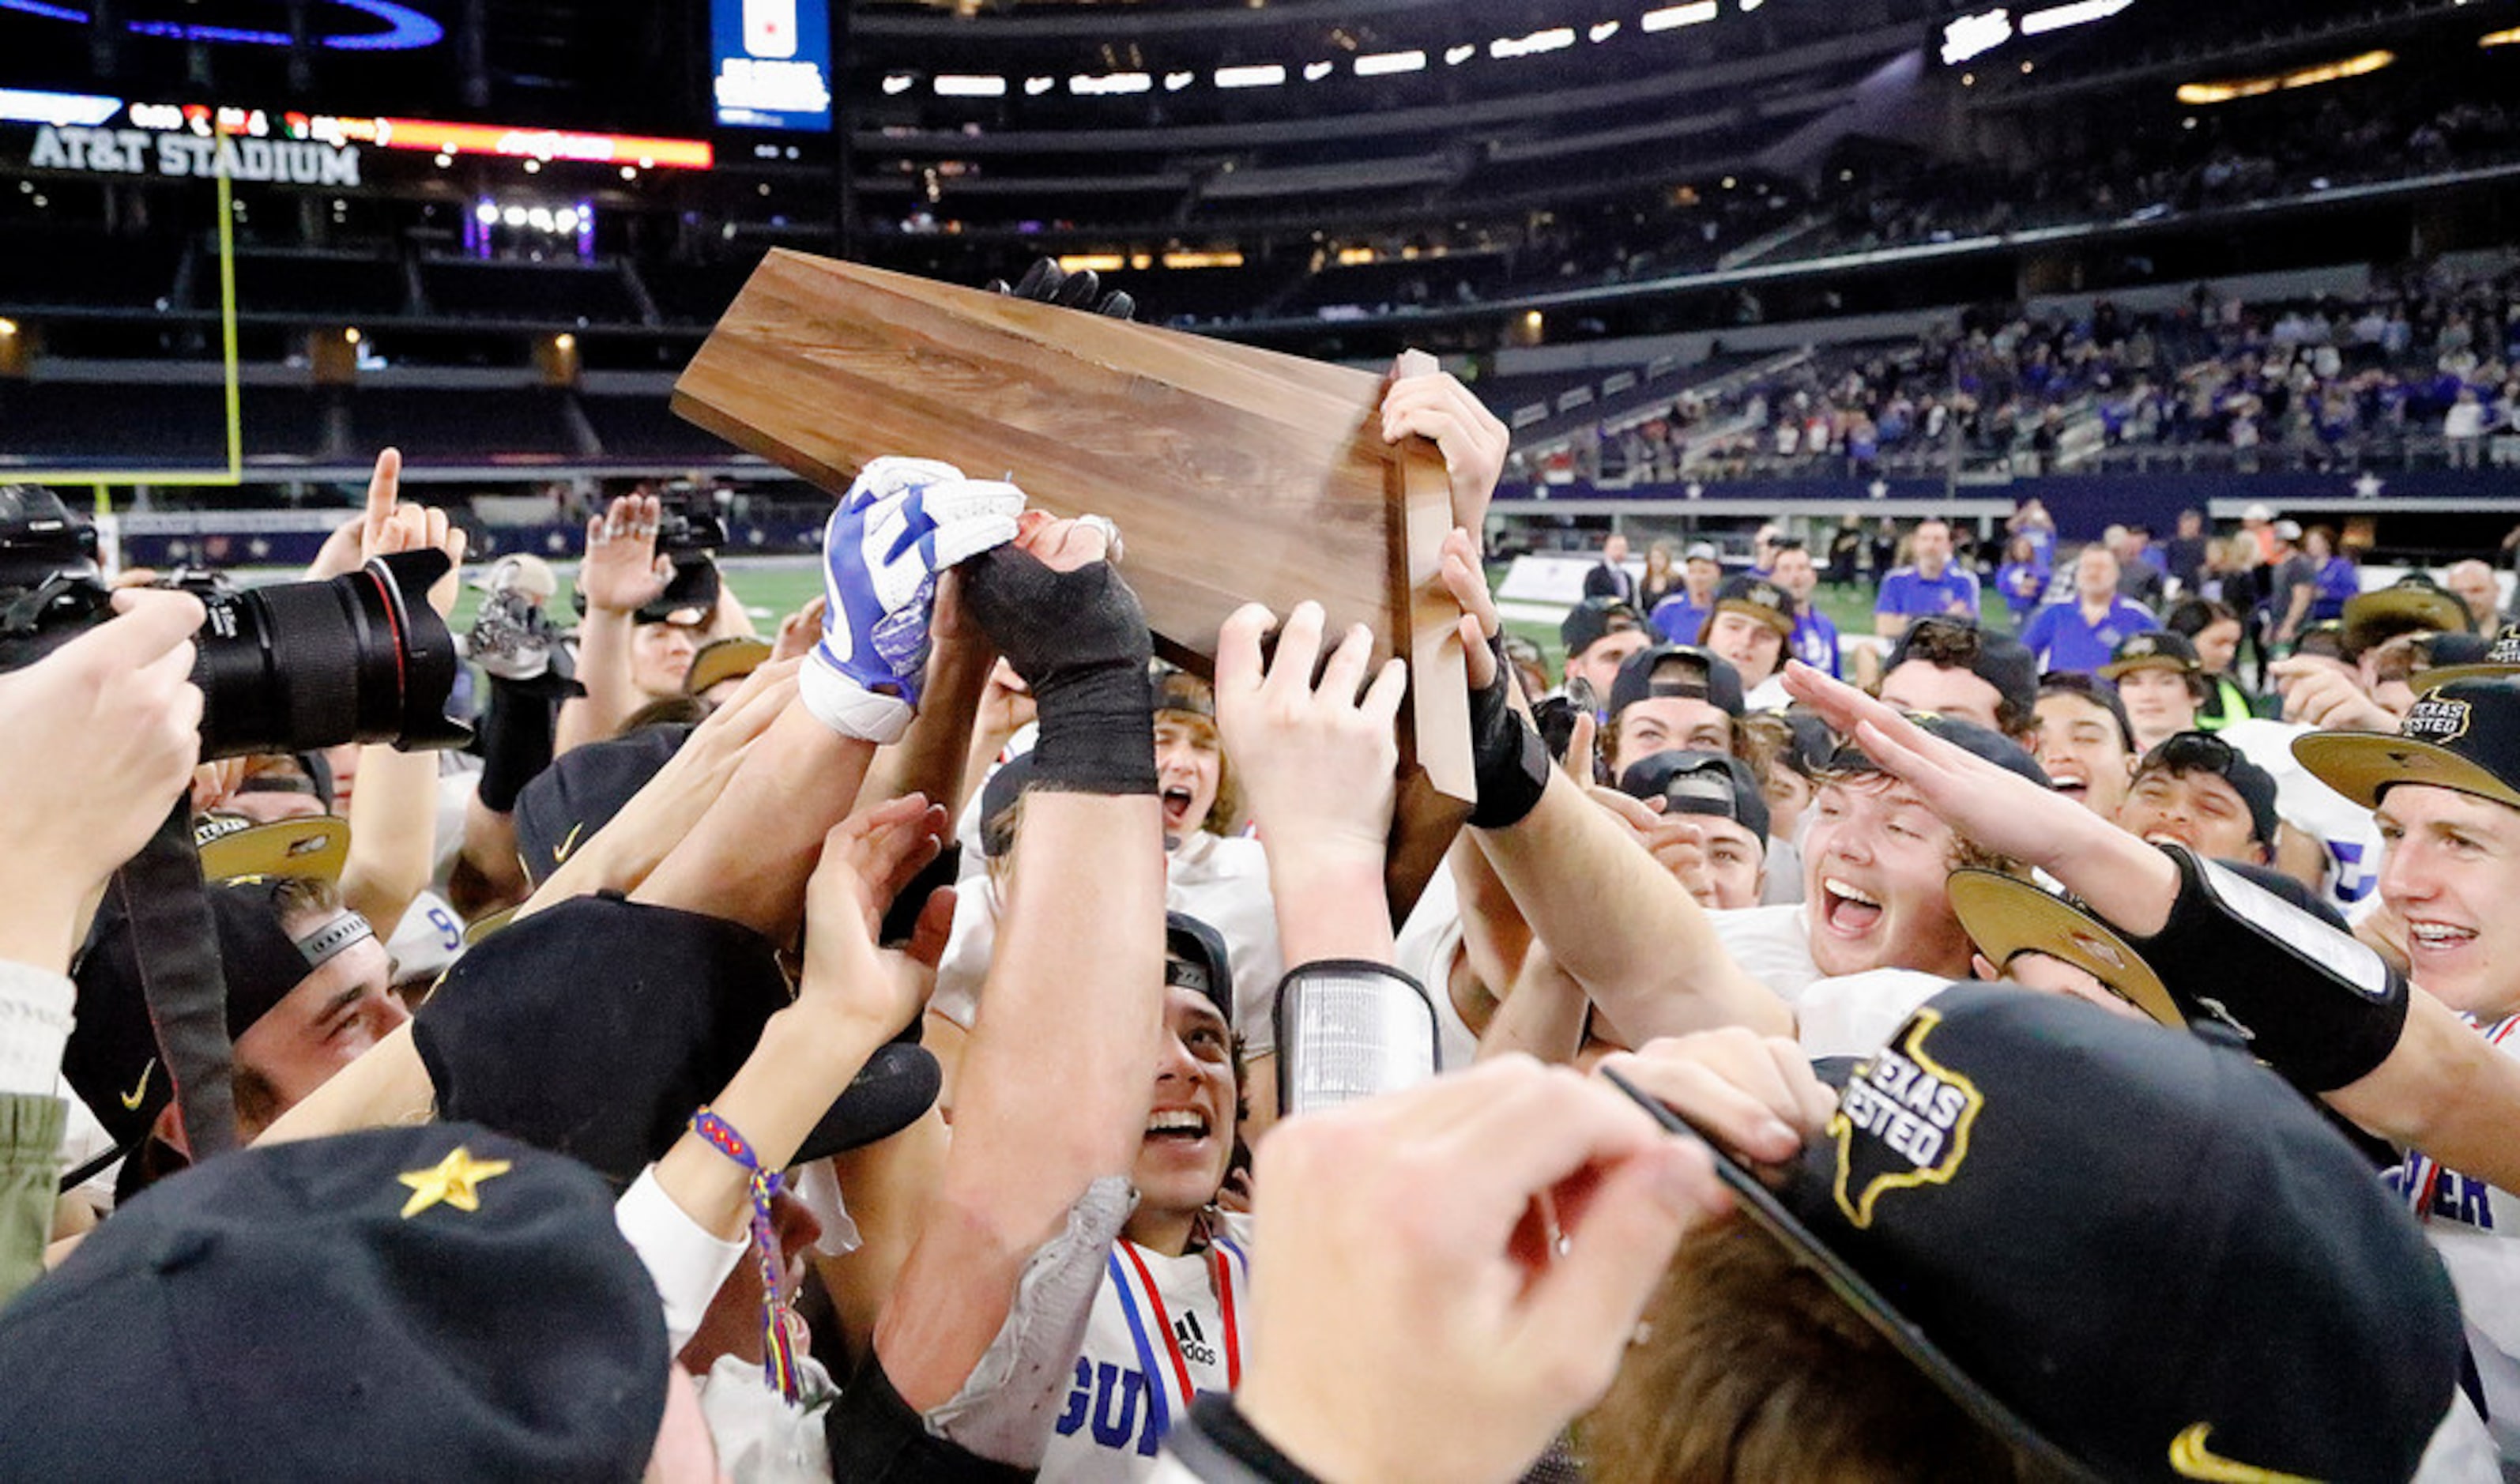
[1599,644,1742,780]
[2032,673,2138,819]
[1874,616,2040,744]
[1557,597,1651,718]
[2115,730,2283,869]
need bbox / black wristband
[964,544,1158,797]
[1030,659,1158,797]
[2112,844,2409,1092]
[1165,1395,1326,1484]
[475,682,558,814]
[1466,635,1550,830]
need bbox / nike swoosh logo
[551,820,586,864]
[119,1059,156,1111]
[2168,1423,2318,1483]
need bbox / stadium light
[1215,63,1286,88]
[0,87,122,126]
[1024,76,1056,95]
[934,74,1007,96]
[2176,49,2394,104]
[1355,49,1426,77]
[881,74,915,95]
[501,205,527,227]
[2481,25,2520,47]
[1638,2,1715,33]
[1070,71,1153,95]
[1303,60,1335,80]
[473,201,499,224]
[1588,21,1621,43]
[2020,0,2131,36]
[1490,27,1575,58]
[1165,71,1196,90]
[1443,44,1475,64]
[1940,9,2012,65]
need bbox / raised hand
[577,492,673,616]
[1214,601,1408,867]
[803,457,1026,743]
[356,450,468,617]
[1382,366,1509,534]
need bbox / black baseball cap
[415,894,940,1188]
[1617,750,1771,844]
[1946,869,2179,1027]
[1609,983,2464,1483]
[2132,732,2281,849]
[1885,618,2039,722]
[66,879,375,1151]
[2295,675,2520,814]
[632,553,719,627]
[1559,597,1643,659]
[1152,663,1216,720]
[0,1124,669,1479]
[512,722,694,885]
[1607,644,1744,722]
[2098,629,2200,680]
[2416,620,2520,689]
[977,751,1038,860]
[1825,712,2051,789]
[1712,574,1795,638]
[1769,706,1838,779]
[1164,910,1235,1029]
[2342,572,2471,655]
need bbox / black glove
[1467,635,1550,830]
[986,258,1137,321]
[962,544,1155,796]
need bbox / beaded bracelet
[689,1106,804,1403]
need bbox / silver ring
[1078,514,1124,564]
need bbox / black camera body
[0,484,469,759]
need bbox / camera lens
[192,550,469,760]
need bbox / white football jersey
[2384,1015,2520,1463]
[1041,1214,1256,1482]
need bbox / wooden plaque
[672,251,1471,917]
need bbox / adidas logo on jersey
[1172,1313,1219,1369]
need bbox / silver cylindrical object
[1273,959,1441,1118]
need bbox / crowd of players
[1,362,2518,1482]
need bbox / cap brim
[2411,661,2520,691]
[684,638,773,696]
[2292,730,2520,812]
[795,1042,942,1162]
[2095,656,2190,681]
[462,906,519,947]
[1598,1068,2101,1483]
[195,816,350,884]
[1718,600,1794,636]
[1946,870,2182,1029]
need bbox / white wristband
[800,652,915,745]
[0,961,77,1099]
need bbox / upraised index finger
[362,448,402,551]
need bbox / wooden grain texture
[673,250,1471,918]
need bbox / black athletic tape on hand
[962,544,1157,797]
[2113,844,2409,1093]
[1467,633,1550,830]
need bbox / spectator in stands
[1872,518,1979,638]
[1637,540,1681,615]
[2021,544,2160,676]
[2007,498,2057,567]
[2266,519,2320,650]
[2164,508,2211,595]
[2445,559,2506,633]
[2163,597,2261,729]
[2111,525,2167,611]
[1649,544,1721,645]
[1747,524,1784,582]
[2447,386,2488,469]
[2099,632,2209,755]
[2307,527,2364,623]
[1584,533,1638,604]
[1825,515,1865,586]
[1560,599,1651,713]
[1994,534,2048,631]
[1771,541,1840,678]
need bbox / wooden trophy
[672,250,1473,917]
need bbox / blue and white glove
[800,455,1026,743]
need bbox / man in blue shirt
[1873,518,1980,638]
[1648,542,1721,644]
[1771,539,1840,677]
[2021,544,2160,675]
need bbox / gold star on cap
[397,1146,514,1219]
